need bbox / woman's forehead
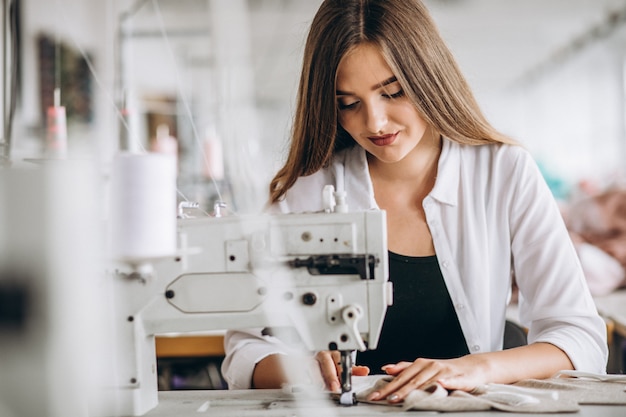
[336,44,396,89]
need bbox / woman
[222,0,607,403]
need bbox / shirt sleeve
[221,328,290,389]
[508,148,608,373]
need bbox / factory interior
[2,0,626,416]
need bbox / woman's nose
[364,102,387,133]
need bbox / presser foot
[339,390,357,406]
[338,350,358,405]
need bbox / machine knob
[302,292,317,305]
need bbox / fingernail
[367,391,380,401]
[330,382,340,392]
[387,394,399,402]
[381,364,394,374]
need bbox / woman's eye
[383,90,405,99]
[338,100,358,110]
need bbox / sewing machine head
[111,209,391,415]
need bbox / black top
[357,252,469,373]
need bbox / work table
[140,388,625,417]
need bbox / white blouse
[221,138,608,389]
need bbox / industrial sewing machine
[110,207,392,416]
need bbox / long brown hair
[269,0,514,204]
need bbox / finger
[385,372,440,403]
[385,361,454,403]
[367,363,424,401]
[381,361,412,375]
[368,362,440,402]
[437,376,476,392]
[315,352,341,392]
[352,365,370,376]
[331,351,342,373]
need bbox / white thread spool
[151,124,178,157]
[202,127,224,180]
[110,152,177,261]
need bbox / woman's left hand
[366,343,574,403]
[366,355,489,403]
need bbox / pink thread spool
[46,88,67,158]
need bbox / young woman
[221,0,607,403]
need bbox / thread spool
[46,88,67,158]
[110,152,177,261]
[151,124,178,157]
[202,127,224,180]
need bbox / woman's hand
[315,351,370,392]
[366,355,490,403]
[252,351,370,391]
[365,343,573,403]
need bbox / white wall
[483,25,626,198]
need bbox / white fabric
[221,139,608,389]
[350,375,581,412]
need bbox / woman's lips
[367,132,398,146]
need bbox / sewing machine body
[111,210,391,416]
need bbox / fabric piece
[516,377,626,405]
[350,375,626,413]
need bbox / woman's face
[336,43,429,164]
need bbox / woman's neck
[368,131,442,188]
[368,132,442,257]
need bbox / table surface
[141,388,626,417]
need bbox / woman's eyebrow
[336,76,398,95]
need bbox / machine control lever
[289,254,377,280]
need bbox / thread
[202,127,224,180]
[46,88,67,158]
[110,152,177,260]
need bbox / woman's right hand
[315,350,370,392]
[252,351,370,391]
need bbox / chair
[503,319,528,349]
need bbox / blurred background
[2,1,626,412]
[4,0,625,212]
